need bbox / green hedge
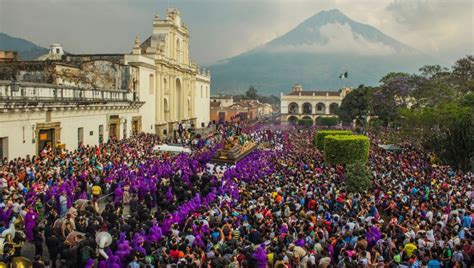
[316,117,340,127]
[324,135,369,165]
[298,118,313,127]
[314,130,352,149]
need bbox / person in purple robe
[113,186,123,205]
[253,245,268,268]
[367,225,382,247]
[0,206,12,225]
[24,208,38,241]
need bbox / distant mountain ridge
[261,9,414,54]
[0,32,48,60]
[209,9,435,95]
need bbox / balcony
[0,80,141,106]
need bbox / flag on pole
[339,71,348,79]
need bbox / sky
[0,0,472,65]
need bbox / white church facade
[0,8,210,159]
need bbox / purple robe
[24,210,38,241]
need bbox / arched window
[329,103,339,114]
[176,78,182,119]
[288,102,298,114]
[287,116,298,125]
[149,74,155,95]
[163,78,168,94]
[316,103,326,114]
[302,102,312,114]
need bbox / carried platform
[211,142,257,164]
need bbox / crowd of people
[0,123,472,268]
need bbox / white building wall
[124,55,156,134]
[0,108,141,159]
[195,76,210,128]
[136,67,156,133]
[211,97,233,107]
[0,112,46,158]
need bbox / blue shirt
[427,259,442,268]
[462,215,472,228]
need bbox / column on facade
[170,74,177,122]
[184,77,188,119]
[325,102,330,115]
[176,76,181,122]
[168,74,173,122]
[155,71,161,124]
[182,77,187,120]
[190,77,196,119]
[155,71,164,124]
[159,72,165,123]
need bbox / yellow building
[280,84,351,125]
[125,8,210,136]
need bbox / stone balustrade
[0,80,140,105]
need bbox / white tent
[378,144,403,151]
[153,144,191,154]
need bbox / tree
[345,161,372,193]
[337,86,372,125]
[246,86,258,99]
[378,72,417,108]
[451,55,474,94]
[356,56,474,171]
[316,117,340,127]
[399,96,474,171]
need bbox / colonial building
[0,8,210,159]
[210,99,273,123]
[280,84,351,125]
[125,8,211,135]
[211,95,234,108]
[0,80,143,159]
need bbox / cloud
[265,22,397,56]
[384,0,473,60]
[386,0,470,27]
[0,0,471,65]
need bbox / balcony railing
[0,80,139,104]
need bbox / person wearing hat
[288,243,308,268]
